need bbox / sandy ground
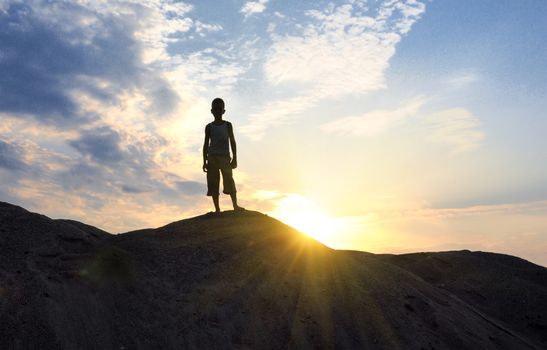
[1,201,546,349]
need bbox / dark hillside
[376,250,547,347]
[1,202,546,349]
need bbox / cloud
[172,50,249,93]
[320,97,484,154]
[421,108,485,154]
[0,5,87,123]
[243,0,427,138]
[175,181,207,196]
[0,0,189,126]
[241,0,270,17]
[263,0,426,94]
[56,162,110,192]
[195,21,223,35]
[65,124,172,185]
[56,123,191,206]
[240,94,318,139]
[446,72,479,88]
[0,140,25,171]
[121,185,151,194]
[320,96,426,136]
[69,127,124,163]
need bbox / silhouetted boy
[203,98,244,212]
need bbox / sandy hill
[1,201,546,349]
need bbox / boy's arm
[202,124,211,172]
[228,122,237,169]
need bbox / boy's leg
[229,193,244,211]
[212,195,220,212]
[218,157,243,211]
[206,157,221,212]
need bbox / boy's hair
[212,98,224,110]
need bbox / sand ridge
[1,202,546,349]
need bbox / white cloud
[376,0,427,34]
[171,51,248,93]
[195,20,223,36]
[241,0,270,17]
[446,72,479,88]
[265,6,394,96]
[421,108,485,154]
[320,96,426,136]
[264,1,425,95]
[240,94,319,139]
[320,98,484,154]
[243,0,426,138]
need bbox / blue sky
[1,0,546,266]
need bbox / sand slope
[1,201,546,349]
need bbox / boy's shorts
[206,155,237,196]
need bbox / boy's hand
[202,162,208,172]
[230,158,237,169]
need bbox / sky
[1,0,547,266]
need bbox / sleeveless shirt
[208,122,230,156]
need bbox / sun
[269,194,345,245]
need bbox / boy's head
[211,98,225,118]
